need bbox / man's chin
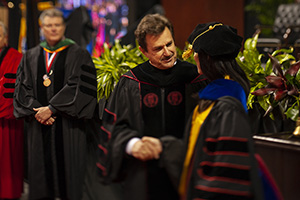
[159,62,175,70]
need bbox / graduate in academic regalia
[0,21,24,200]
[178,22,265,200]
[13,8,98,200]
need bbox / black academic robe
[13,43,97,200]
[182,97,264,200]
[97,60,209,200]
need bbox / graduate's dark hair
[197,49,250,96]
[134,13,174,52]
[195,50,250,113]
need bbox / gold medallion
[43,78,51,87]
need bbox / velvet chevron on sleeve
[182,96,264,200]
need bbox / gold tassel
[182,44,193,60]
[224,75,230,79]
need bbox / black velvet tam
[187,22,243,59]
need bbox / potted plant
[92,40,148,100]
[236,32,299,135]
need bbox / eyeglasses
[42,23,64,28]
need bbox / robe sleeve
[49,48,97,119]
[13,52,42,118]
[97,75,143,182]
[159,135,185,189]
[191,97,263,200]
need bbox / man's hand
[33,106,53,124]
[131,136,162,161]
[42,116,56,126]
[141,136,162,159]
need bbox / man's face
[0,26,7,50]
[41,16,65,47]
[140,27,177,70]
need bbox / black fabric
[13,43,99,200]
[192,189,252,200]
[35,47,69,197]
[3,80,15,98]
[65,6,94,49]
[3,73,16,79]
[3,93,14,98]
[37,48,47,106]
[36,48,68,107]
[79,85,98,98]
[139,82,186,138]
[0,46,9,66]
[81,64,96,74]
[80,74,96,85]
[202,165,250,181]
[98,59,209,200]
[187,22,243,58]
[206,140,248,153]
[3,83,15,88]
[182,97,264,200]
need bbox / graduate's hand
[141,136,162,159]
[33,106,53,124]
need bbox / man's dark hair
[134,14,174,51]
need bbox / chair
[255,3,300,56]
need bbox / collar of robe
[198,78,248,112]
[40,38,75,52]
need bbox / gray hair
[0,21,7,36]
[39,8,65,25]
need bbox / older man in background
[13,8,98,200]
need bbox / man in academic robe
[13,8,98,200]
[0,21,24,200]
[97,14,208,200]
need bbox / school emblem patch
[143,93,159,108]
[167,91,182,106]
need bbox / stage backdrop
[161,0,245,49]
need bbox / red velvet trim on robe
[0,47,22,118]
[0,47,24,198]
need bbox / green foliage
[245,0,294,36]
[236,32,300,121]
[92,40,148,100]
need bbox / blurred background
[0,0,298,56]
[2,1,300,200]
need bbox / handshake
[131,136,163,161]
